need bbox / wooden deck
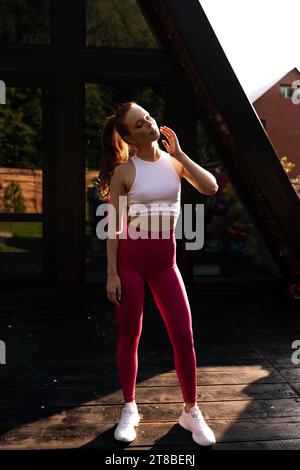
[0,291,300,450]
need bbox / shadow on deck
[0,291,300,450]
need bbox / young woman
[97,101,218,446]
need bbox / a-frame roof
[138,0,300,284]
[250,67,300,103]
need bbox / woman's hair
[96,101,137,201]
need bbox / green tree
[86,0,161,48]
[0,0,49,44]
[0,87,42,169]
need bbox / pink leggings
[115,224,197,404]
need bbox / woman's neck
[135,144,160,162]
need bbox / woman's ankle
[184,402,197,413]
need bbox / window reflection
[85,0,162,49]
[0,0,49,44]
[0,87,43,214]
[193,119,283,283]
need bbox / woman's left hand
[160,126,183,160]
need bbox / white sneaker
[114,402,140,442]
[179,405,216,446]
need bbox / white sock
[124,401,138,412]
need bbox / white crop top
[127,150,181,224]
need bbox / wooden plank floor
[0,292,300,450]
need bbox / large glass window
[0,87,43,214]
[192,118,284,284]
[0,86,43,280]
[85,0,162,49]
[84,82,167,283]
[0,0,50,44]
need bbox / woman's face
[123,105,160,148]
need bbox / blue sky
[199,0,300,100]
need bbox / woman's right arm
[106,165,126,306]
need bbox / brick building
[252,67,300,179]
